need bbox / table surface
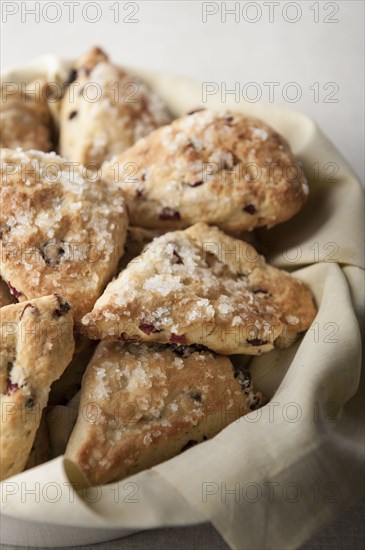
[1,497,364,549]
[2,2,364,548]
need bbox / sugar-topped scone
[102,109,309,232]
[82,223,317,354]
[66,340,265,485]
[0,149,128,322]
[0,294,74,480]
[59,47,171,167]
[0,81,53,151]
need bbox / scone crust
[66,341,264,485]
[0,294,74,480]
[102,109,309,231]
[82,223,317,354]
[0,149,128,322]
[59,47,171,167]
[0,81,52,152]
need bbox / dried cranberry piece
[63,69,78,89]
[5,362,18,395]
[136,187,144,198]
[173,250,183,264]
[39,240,65,266]
[69,110,78,120]
[189,390,202,402]
[250,395,262,410]
[233,365,251,390]
[54,303,70,317]
[252,288,270,295]
[159,208,181,221]
[120,332,131,340]
[187,108,205,116]
[7,382,19,395]
[243,204,256,215]
[139,323,160,335]
[247,338,268,347]
[225,116,234,123]
[7,282,21,298]
[53,294,71,317]
[170,333,186,345]
[19,303,35,320]
[184,139,195,151]
[187,181,203,188]
[25,396,35,409]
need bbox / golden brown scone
[24,412,51,470]
[0,277,16,308]
[59,47,171,167]
[66,341,265,485]
[0,81,53,151]
[81,223,317,354]
[0,149,128,323]
[102,109,308,232]
[0,294,74,480]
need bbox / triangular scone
[0,149,128,322]
[59,47,171,167]
[82,223,317,354]
[0,81,52,152]
[66,341,264,485]
[0,294,74,480]
[102,109,309,232]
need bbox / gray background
[1,1,364,548]
[2,0,364,181]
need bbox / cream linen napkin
[0,57,364,549]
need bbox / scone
[81,223,317,354]
[66,341,265,485]
[0,81,53,151]
[0,149,128,322]
[59,47,171,167]
[0,294,74,480]
[102,109,309,232]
